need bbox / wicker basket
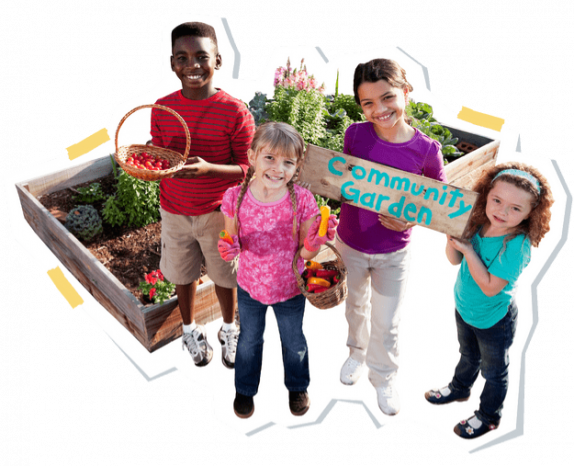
[114,104,189,181]
[292,242,348,310]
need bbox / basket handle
[114,104,191,160]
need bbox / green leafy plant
[263,58,330,145]
[103,170,160,228]
[406,101,463,160]
[139,270,175,304]
[64,205,103,242]
[266,86,328,145]
[248,92,269,125]
[109,154,118,178]
[73,183,107,204]
[101,194,127,227]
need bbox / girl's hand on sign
[447,235,472,254]
[378,214,414,232]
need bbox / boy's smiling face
[171,36,221,100]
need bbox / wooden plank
[444,139,499,188]
[298,144,478,237]
[15,182,147,336]
[144,280,223,351]
[142,297,181,352]
[22,156,115,197]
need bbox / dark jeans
[449,303,518,425]
[235,286,310,397]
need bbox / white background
[2,12,570,452]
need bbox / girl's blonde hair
[235,122,306,241]
[464,162,553,247]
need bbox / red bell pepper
[306,283,332,292]
[315,269,339,279]
[302,268,316,279]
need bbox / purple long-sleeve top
[336,122,448,254]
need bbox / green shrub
[73,183,107,204]
[103,170,160,228]
[265,86,328,145]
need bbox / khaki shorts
[159,206,237,288]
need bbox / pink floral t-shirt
[222,184,319,305]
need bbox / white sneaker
[376,383,400,416]
[182,325,213,367]
[340,356,364,385]
[218,325,239,369]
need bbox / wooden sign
[298,144,478,237]
[443,139,499,190]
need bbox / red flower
[149,288,156,299]
[149,277,158,285]
[157,270,164,281]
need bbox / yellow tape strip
[47,267,84,308]
[66,128,110,160]
[457,107,505,132]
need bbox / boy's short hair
[171,22,218,51]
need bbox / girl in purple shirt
[336,59,447,415]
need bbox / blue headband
[492,169,541,194]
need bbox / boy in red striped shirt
[150,22,254,368]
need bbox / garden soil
[37,173,205,304]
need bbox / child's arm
[445,234,463,265]
[300,216,320,261]
[223,215,237,236]
[171,158,245,180]
[448,236,509,297]
[146,139,244,179]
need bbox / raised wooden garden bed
[15,126,499,352]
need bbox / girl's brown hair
[353,58,414,123]
[234,122,306,242]
[464,162,553,247]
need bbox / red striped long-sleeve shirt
[151,89,255,216]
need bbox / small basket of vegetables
[114,104,188,181]
[292,242,348,310]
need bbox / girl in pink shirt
[218,122,337,419]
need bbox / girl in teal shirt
[425,162,553,439]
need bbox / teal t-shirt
[454,231,531,329]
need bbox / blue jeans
[235,286,310,397]
[449,303,518,425]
